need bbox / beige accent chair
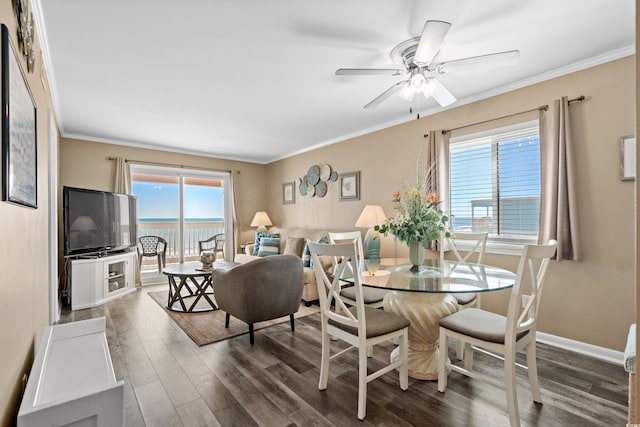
[213,254,304,345]
[437,239,558,427]
[308,241,410,420]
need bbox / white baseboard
[537,332,624,366]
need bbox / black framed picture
[2,24,37,208]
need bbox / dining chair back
[198,233,225,259]
[440,231,489,359]
[437,239,558,427]
[136,235,167,274]
[328,231,386,308]
[440,231,488,265]
[308,241,409,420]
[328,231,365,272]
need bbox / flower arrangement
[374,159,449,246]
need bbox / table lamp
[250,211,273,232]
[355,205,387,259]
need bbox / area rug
[148,291,319,346]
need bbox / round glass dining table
[354,258,516,380]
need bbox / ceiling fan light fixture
[399,83,415,101]
[409,73,426,93]
[422,80,434,98]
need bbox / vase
[200,251,216,270]
[408,241,425,272]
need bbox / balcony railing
[137,220,225,269]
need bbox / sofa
[234,227,338,304]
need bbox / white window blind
[449,121,540,243]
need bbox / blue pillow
[302,234,330,268]
[253,231,280,256]
[257,237,280,257]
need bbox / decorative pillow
[302,234,330,268]
[283,236,305,257]
[253,231,280,256]
[257,237,280,257]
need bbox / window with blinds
[448,121,540,243]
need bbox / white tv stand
[70,251,136,310]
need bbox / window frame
[448,120,541,255]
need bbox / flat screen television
[63,186,138,257]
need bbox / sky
[132,182,224,219]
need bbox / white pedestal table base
[385,291,458,380]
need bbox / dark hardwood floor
[60,285,628,426]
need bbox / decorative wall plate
[306,183,316,197]
[320,164,332,181]
[329,171,338,182]
[307,165,320,185]
[298,178,307,195]
[315,181,327,198]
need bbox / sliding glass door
[131,164,232,283]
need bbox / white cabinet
[17,317,124,427]
[70,251,136,310]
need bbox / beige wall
[267,56,636,351]
[59,138,269,248]
[0,0,56,425]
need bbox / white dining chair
[437,239,558,427]
[328,231,387,309]
[440,231,488,358]
[308,241,410,420]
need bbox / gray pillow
[283,236,305,257]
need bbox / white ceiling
[35,0,634,164]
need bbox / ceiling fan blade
[434,50,520,74]
[425,78,456,107]
[414,20,451,65]
[335,68,404,76]
[363,80,407,109]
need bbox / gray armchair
[213,254,304,344]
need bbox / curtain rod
[432,95,585,137]
[107,157,231,174]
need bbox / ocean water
[138,218,224,223]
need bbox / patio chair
[136,235,167,274]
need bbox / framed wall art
[339,171,360,201]
[282,181,295,204]
[620,135,635,181]
[2,24,37,208]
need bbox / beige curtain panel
[539,97,581,261]
[114,156,131,194]
[231,171,240,257]
[113,157,141,284]
[426,130,450,251]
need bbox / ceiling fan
[335,20,519,109]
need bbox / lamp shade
[250,211,273,230]
[355,205,387,228]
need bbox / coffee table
[163,261,237,312]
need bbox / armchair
[199,233,225,259]
[213,254,304,344]
[136,236,167,273]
